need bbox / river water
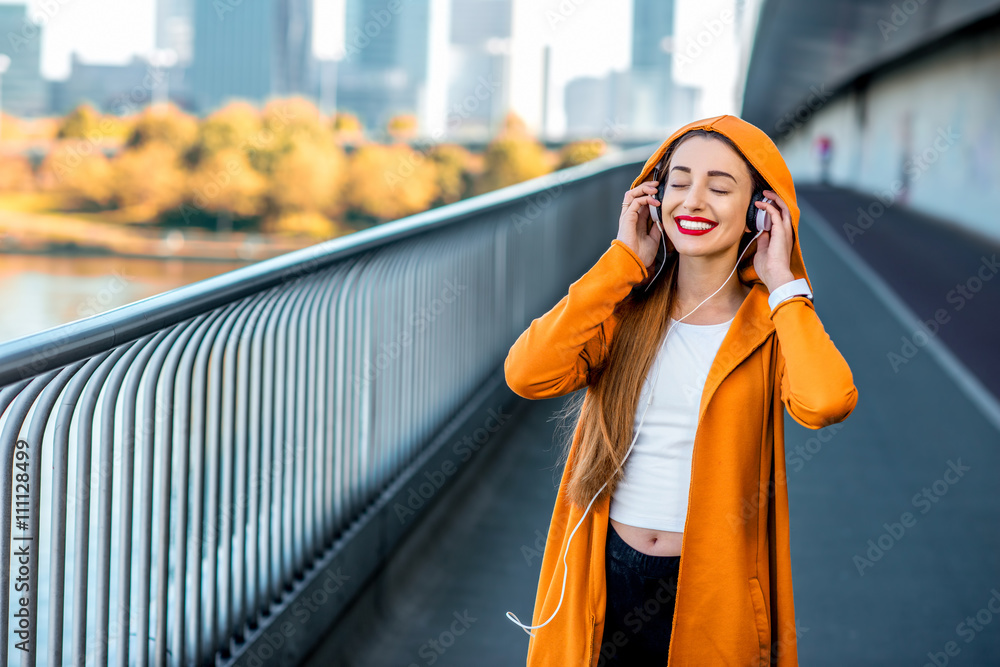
[0,253,253,345]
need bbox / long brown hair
[553,129,771,509]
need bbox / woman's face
[660,135,754,260]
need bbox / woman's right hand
[617,180,664,274]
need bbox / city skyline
[0,0,741,133]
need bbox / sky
[3,0,634,84]
[0,0,157,78]
[0,0,741,129]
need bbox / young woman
[504,115,858,666]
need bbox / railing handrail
[0,143,657,386]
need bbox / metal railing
[0,146,652,666]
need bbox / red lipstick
[674,215,719,236]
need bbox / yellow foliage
[333,112,363,139]
[262,96,331,150]
[266,140,348,217]
[265,210,346,239]
[111,142,187,219]
[0,113,27,142]
[192,101,263,162]
[91,116,130,143]
[187,148,267,218]
[9,116,61,142]
[214,100,264,124]
[264,96,321,126]
[557,139,607,169]
[0,192,64,212]
[387,114,418,140]
[499,111,530,138]
[125,103,198,152]
[57,104,102,140]
[37,141,115,207]
[427,143,473,205]
[344,143,439,221]
[0,156,35,192]
[474,134,551,195]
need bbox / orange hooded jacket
[503,115,859,666]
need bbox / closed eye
[670,184,730,195]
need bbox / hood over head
[630,114,811,293]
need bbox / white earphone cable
[506,215,765,636]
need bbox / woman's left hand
[752,189,796,292]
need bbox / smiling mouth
[674,216,718,233]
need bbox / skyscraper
[189,0,314,114]
[275,0,315,97]
[563,71,631,140]
[448,0,512,138]
[632,0,674,73]
[335,0,450,137]
[0,5,48,118]
[629,0,695,132]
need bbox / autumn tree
[125,103,198,152]
[57,104,102,140]
[261,98,331,156]
[0,156,35,192]
[268,211,348,239]
[186,100,261,165]
[184,148,267,231]
[557,138,607,169]
[332,112,363,142]
[0,112,25,143]
[474,111,551,195]
[387,113,418,141]
[38,143,115,208]
[111,142,187,221]
[264,140,346,219]
[246,98,349,233]
[500,110,529,137]
[426,143,473,206]
[343,142,438,222]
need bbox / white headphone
[505,197,770,636]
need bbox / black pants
[598,523,681,666]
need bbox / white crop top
[608,315,734,532]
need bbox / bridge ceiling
[741,0,1000,135]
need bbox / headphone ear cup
[747,191,764,232]
[647,161,668,227]
[656,178,674,252]
[653,160,666,211]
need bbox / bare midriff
[610,519,683,557]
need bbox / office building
[564,71,632,140]
[49,54,191,116]
[336,0,450,137]
[0,4,48,118]
[189,0,315,114]
[629,0,696,132]
[446,0,512,139]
